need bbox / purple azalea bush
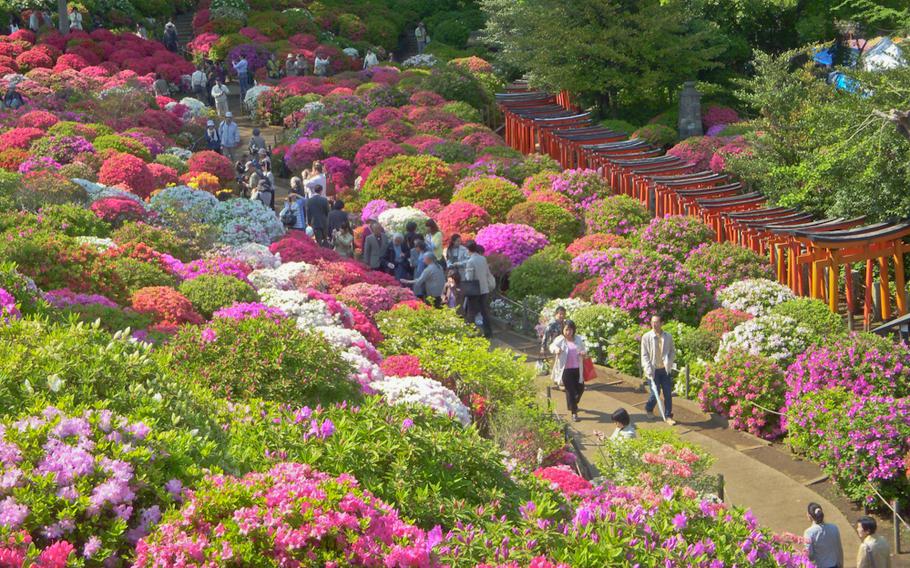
[475,223,549,267]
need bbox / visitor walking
[285,54,297,77]
[609,408,637,440]
[163,21,178,52]
[401,253,445,307]
[153,74,169,97]
[3,83,24,110]
[68,6,83,31]
[211,79,230,117]
[232,55,250,100]
[414,22,428,54]
[248,128,267,155]
[306,184,330,246]
[549,320,586,422]
[363,50,379,69]
[27,10,40,32]
[327,199,349,236]
[463,240,494,338]
[444,234,469,278]
[250,179,273,210]
[218,112,240,161]
[279,193,306,231]
[804,503,844,568]
[332,220,354,258]
[641,315,677,425]
[541,306,567,385]
[855,517,891,568]
[363,221,390,270]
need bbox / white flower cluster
[718,278,795,317]
[176,97,208,119]
[163,147,193,160]
[149,186,218,224]
[75,236,116,252]
[209,243,281,270]
[378,206,430,236]
[402,54,438,68]
[243,85,272,111]
[205,198,285,246]
[717,314,813,364]
[258,288,340,328]
[538,298,592,326]
[303,101,325,115]
[371,376,471,426]
[342,47,359,58]
[248,262,313,290]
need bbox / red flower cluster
[533,466,592,496]
[90,197,146,226]
[130,286,203,326]
[98,152,156,199]
[269,235,340,264]
[436,201,491,241]
[565,233,628,258]
[380,354,424,378]
[186,150,234,184]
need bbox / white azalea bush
[209,242,281,270]
[717,278,795,317]
[73,179,145,205]
[149,186,219,224]
[402,54,437,68]
[205,198,285,245]
[75,236,116,252]
[717,314,813,365]
[378,206,430,236]
[174,97,208,119]
[371,375,471,426]
[248,262,313,290]
[538,298,592,326]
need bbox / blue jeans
[238,74,249,99]
[645,368,673,418]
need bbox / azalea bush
[135,462,435,567]
[452,176,525,222]
[565,233,627,258]
[699,307,753,337]
[716,314,813,366]
[684,243,772,294]
[0,405,203,564]
[506,201,581,245]
[638,216,715,261]
[769,298,844,344]
[585,196,651,236]
[163,315,357,405]
[590,249,711,325]
[570,305,636,365]
[700,350,787,440]
[130,286,204,328]
[371,375,472,426]
[716,276,794,316]
[508,248,578,300]
[436,201,491,240]
[548,168,609,211]
[474,223,548,267]
[377,206,430,236]
[376,304,476,356]
[360,155,454,206]
[177,273,258,318]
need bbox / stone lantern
[678,81,703,138]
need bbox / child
[610,408,637,440]
[443,269,461,313]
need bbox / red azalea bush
[353,140,404,173]
[565,234,628,258]
[360,155,454,206]
[0,148,30,170]
[338,283,396,317]
[186,150,234,183]
[533,465,592,496]
[527,190,575,213]
[377,119,415,143]
[409,90,445,106]
[569,277,600,301]
[98,152,156,199]
[702,105,740,131]
[349,306,384,344]
[380,354,424,377]
[365,107,402,127]
[666,137,723,171]
[699,308,753,337]
[285,137,325,171]
[0,127,45,151]
[269,235,340,264]
[462,132,504,151]
[147,163,179,188]
[414,198,444,218]
[131,286,204,326]
[18,110,59,129]
[90,197,147,226]
[436,201,491,240]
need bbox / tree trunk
[57,0,67,34]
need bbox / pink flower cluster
[533,466,592,496]
[474,223,549,267]
[213,302,286,323]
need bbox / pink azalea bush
[338,283,396,317]
[533,466,592,496]
[135,463,435,567]
[475,223,549,267]
[284,137,325,171]
[702,105,740,131]
[548,169,609,211]
[436,201,491,240]
[637,215,715,260]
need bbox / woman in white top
[444,234,470,278]
[549,320,586,422]
[68,8,82,30]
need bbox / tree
[479,0,725,116]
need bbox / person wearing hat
[203,120,221,152]
[285,53,298,77]
[163,21,178,52]
[218,111,240,161]
[241,161,261,197]
[211,78,230,117]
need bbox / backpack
[280,205,297,227]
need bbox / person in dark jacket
[203,120,221,152]
[305,184,330,246]
[327,199,349,236]
[403,221,421,249]
[385,233,411,280]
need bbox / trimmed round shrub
[585,196,651,236]
[637,215,715,261]
[40,203,111,238]
[354,139,404,173]
[177,273,259,318]
[93,134,152,161]
[769,298,844,344]
[285,137,325,171]
[436,201,491,240]
[360,155,454,206]
[700,350,786,440]
[683,242,772,294]
[112,222,196,262]
[565,233,628,258]
[154,153,188,175]
[506,201,582,245]
[130,286,204,327]
[508,248,579,300]
[102,256,179,304]
[165,315,357,404]
[632,124,677,147]
[186,150,235,183]
[474,223,549,267]
[452,176,525,222]
[98,153,156,199]
[716,314,813,366]
[520,170,558,196]
[717,278,795,317]
[526,189,576,213]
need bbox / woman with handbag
[549,320,587,422]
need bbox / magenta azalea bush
[548,168,609,211]
[637,216,715,261]
[474,223,549,267]
[589,249,712,325]
[284,137,325,171]
[135,462,435,567]
[684,243,773,294]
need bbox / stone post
[678,81,703,139]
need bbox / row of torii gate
[496,86,910,329]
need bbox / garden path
[491,329,864,566]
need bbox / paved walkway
[491,329,864,565]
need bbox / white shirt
[211,83,229,100]
[68,11,82,30]
[363,53,378,69]
[191,70,206,88]
[610,424,637,440]
[304,173,326,196]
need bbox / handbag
[582,356,597,382]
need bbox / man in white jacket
[640,315,677,425]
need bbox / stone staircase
[173,12,194,52]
